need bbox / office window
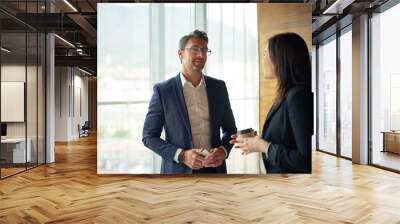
[27,31,38,169]
[0,1,46,179]
[317,37,337,154]
[97,4,195,174]
[206,3,259,173]
[312,46,317,150]
[164,4,195,78]
[1,32,28,177]
[339,29,352,158]
[371,3,400,171]
[98,4,152,174]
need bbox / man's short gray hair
[179,30,208,50]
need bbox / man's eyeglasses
[185,46,212,56]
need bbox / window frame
[314,22,353,161]
[368,0,400,173]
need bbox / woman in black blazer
[231,33,313,173]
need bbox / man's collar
[180,72,206,88]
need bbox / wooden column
[257,3,311,131]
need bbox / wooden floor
[1,135,400,223]
[1,163,45,178]
[372,150,400,171]
[0,167,26,178]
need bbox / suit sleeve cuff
[174,148,183,163]
[264,142,271,159]
[220,146,228,158]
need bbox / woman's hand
[229,134,238,145]
[233,133,268,155]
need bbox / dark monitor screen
[1,123,6,137]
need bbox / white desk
[1,138,31,163]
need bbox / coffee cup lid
[237,128,254,135]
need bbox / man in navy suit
[142,30,237,174]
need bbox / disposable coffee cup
[237,128,256,138]
[198,149,210,157]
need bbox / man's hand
[203,147,226,168]
[182,148,206,170]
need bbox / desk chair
[79,121,90,138]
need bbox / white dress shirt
[264,142,271,158]
[174,73,227,163]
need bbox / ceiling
[0,0,391,75]
[311,0,389,44]
[1,0,98,74]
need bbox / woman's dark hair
[267,32,311,103]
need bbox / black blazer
[261,85,313,173]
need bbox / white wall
[72,73,89,138]
[1,65,33,138]
[1,82,25,122]
[1,63,46,164]
[55,67,89,141]
[55,66,69,141]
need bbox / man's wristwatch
[178,150,185,163]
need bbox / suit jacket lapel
[174,74,192,138]
[262,100,284,134]
[204,76,216,139]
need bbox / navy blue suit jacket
[261,85,313,173]
[142,74,237,174]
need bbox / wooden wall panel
[257,3,312,131]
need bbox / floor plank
[1,135,400,223]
